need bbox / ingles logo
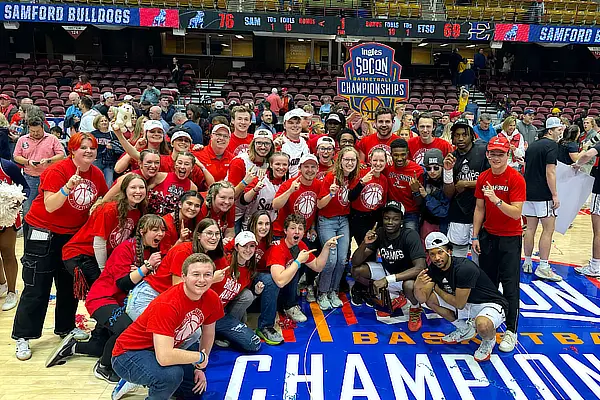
[337,42,409,121]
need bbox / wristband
[329,192,335,198]
[294,260,301,269]
[385,275,397,284]
[194,352,206,368]
[60,187,69,196]
[137,267,145,277]
[495,199,503,207]
[443,169,454,184]
[413,191,421,197]
[241,179,249,186]
[471,237,478,241]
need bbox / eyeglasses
[213,133,230,139]
[319,147,334,152]
[342,158,357,163]
[426,166,441,172]
[254,141,272,148]
[202,231,221,238]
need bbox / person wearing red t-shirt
[386,139,424,231]
[62,174,147,299]
[198,181,235,241]
[248,210,272,271]
[105,149,161,202]
[12,133,109,361]
[194,124,233,183]
[472,136,525,354]
[349,148,388,245]
[227,107,253,156]
[112,253,224,400]
[212,231,263,352]
[254,214,340,345]
[315,136,336,182]
[357,107,399,163]
[45,215,165,382]
[316,147,359,310]
[73,74,93,97]
[272,154,322,239]
[147,152,198,215]
[160,191,203,256]
[408,113,454,165]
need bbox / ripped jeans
[215,288,260,352]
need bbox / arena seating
[373,0,422,18]
[0,59,193,116]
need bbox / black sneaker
[350,284,367,306]
[94,360,120,383]
[46,332,76,368]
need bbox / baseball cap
[551,107,561,114]
[423,149,444,167]
[123,95,133,102]
[211,124,231,135]
[171,130,192,142]
[214,100,224,110]
[229,99,238,106]
[282,87,288,92]
[0,94,10,100]
[284,108,311,122]
[254,129,274,141]
[546,116,564,130]
[424,232,450,250]
[316,136,336,148]
[102,92,114,100]
[326,113,342,123]
[235,231,257,246]
[144,120,164,132]
[487,136,510,152]
[382,200,405,215]
[523,109,536,115]
[450,118,474,136]
[449,111,461,120]
[299,154,318,165]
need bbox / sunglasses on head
[426,165,441,172]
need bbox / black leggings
[76,304,133,367]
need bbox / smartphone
[31,161,41,166]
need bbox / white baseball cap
[123,95,133,102]
[284,108,311,122]
[214,100,224,109]
[316,136,336,148]
[171,130,192,142]
[102,92,114,100]
[299,154,318,165]
[424,232,450,250]
[546,117,564,130]
[211,124,231,135]
[144,120,164,132]
[235,231,257,246]
[254,129,274,141]
[326,113,341,123]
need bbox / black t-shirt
[557,141,578,165]
[366,227,425,274]
[448,141,489,224]
[592,142,600,194]
[94,104,109,117]
[524,137,557,201]
[427,256,508,311]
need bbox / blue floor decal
[203,261,600,400]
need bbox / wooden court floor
[0,214,594,400]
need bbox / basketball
[338,185,349,206]
[68,180,97,211]
[360,97,383,121]
[174,309,205,345]
[361,183,384,210]
[109,218,135,249]
[294,191,317,219]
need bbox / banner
[62,25,86,39]
[0,3,179,27]
[589,46,600,59]
[555,161,594,234]
[493,23,531,42]
[531,25,600,45]
[336,42,409,121]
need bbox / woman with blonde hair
[441,122,454,144]
[497,116,525,171]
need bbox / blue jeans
[126,280,159,321]
[22,174,40,217]
[254,271,298,329]
[404,212,420,232]
[215,314,261,352]
[94,159,114,188]
[112,350,201,400]
[317,215,350,293]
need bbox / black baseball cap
[382,200,405,215]
[451,118,474,136]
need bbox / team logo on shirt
[458,162,480,181]
[109,218,135,249]
[380,245,404,261]
[370,144,392,159]
[360,183,384,210]
[22,142,29,149]
[388,172,411,188]
[174,308,205,347]
[315,171,327,181]
[220,277,242,303]
[234,144,249,156]
[294,191,317,219]
[441,277,454,295]
[255,248,264,262]
[412,148,428,166]
[338,185,349,207]
[68,179,98,211]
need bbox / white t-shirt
[280,135,309,178]
[79,109,100,133]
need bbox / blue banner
[530,25,600,44]
[0,2,140,26]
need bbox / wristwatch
[495,199,503,207]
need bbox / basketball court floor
[0,213,597,400]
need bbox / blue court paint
[203,261,600,400]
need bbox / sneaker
[112,379,140,400]
[306,285,316,303]
[328,291,343,308]
[45,332,76,368]
[15,338,31,361]
[317,292,332,311]
[256,326,283,345]
[0,282,7,297]
[499,330,517,352]
[407,306,423,332]
[214,339,230,348]
[2,292,17,311]
[474,339,496,362]
[442,322,477,344]
[522,261,533,274]
[534,266,563,282]
[94,360,120,383]
[376,295,408,317]
[285,305,307,323]
[350,284,366,306]
[575,264,600,278]
[62,328,89,341]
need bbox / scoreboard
[344,19,494,41]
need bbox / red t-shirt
[227,133,253,157]
[112,283,224,356]
[159,213,196,256]
[210,257,252,306]
[475,166,526,237]
[318,172,352,218]
[146,241,192,294]
[25,159,108,234]
[407,137,454,165]
[356,133,399,160]
[272,177,322,237]
[159,155,205,190]
[194,145,232,183]
[85,238,150,316]
[62,202,141,261]
[350,170,388,213]
[264,239,316,270]
[315,162,333,182]
[227,157,264,186]
[385,161,424,213]
[148,172,192,216]
[197,200,235,235]
[255,239,269,272]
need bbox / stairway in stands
[176,79,226,107]
[471,87,497,121]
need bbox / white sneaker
[284,305,307,323]
[575,264,600,278]
[317,292,332,311]
[441,322,476,344]
[474,339,496,362]
[2,292,17,311]
[499,330,517,352]
[534,266,563,282]
[112,379,140,400]
[70,328,90,341]
[16,338,31,361]
[522,261,532,274]
[327,291,343,308]
[0,282,7,297]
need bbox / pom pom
[0,182,26,228]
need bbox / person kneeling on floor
[414,232,508,362]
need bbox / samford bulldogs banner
[337,42,409,121]
[0,3,179,27]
